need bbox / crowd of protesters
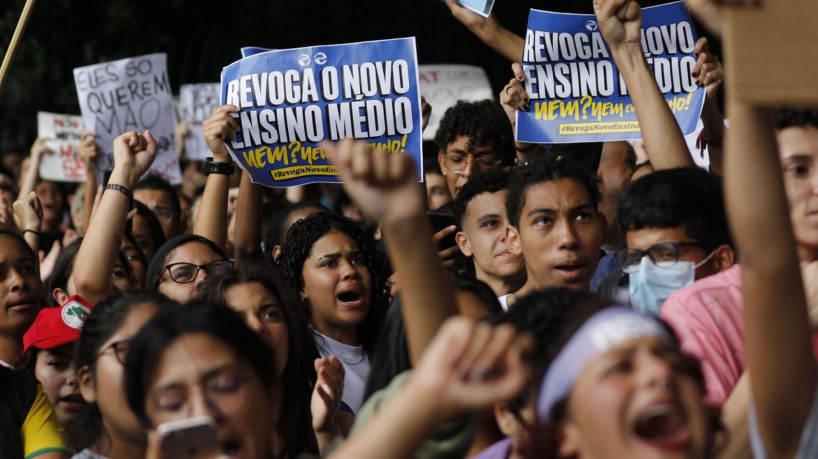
[1,0,816,458]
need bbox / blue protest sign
[221,38,423,187]
[241,47,272,58]
[516,1,704,143]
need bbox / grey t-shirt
[314,331,370,413]
[749,374,818,458]
[71,449,110,459]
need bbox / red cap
[23,296,93,354]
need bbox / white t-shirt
[498,294,510,312]
[314,331,370,413]
[749,374,818,459]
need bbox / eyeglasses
[443,153,499,174]
[99,340,130,365]
[164,260,233,284]
[617,242,714,273]
[152,206,177,224]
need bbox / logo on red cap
[61,300,90,330]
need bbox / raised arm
[595,0,693,169]
[18,138,51,201]
[13,192,42,256]
[444,0,524,62]
[323,139,457,364]
[77,131,99,235]
[692,38,726,174]
[192,106,240,249]
[233,171,264,266]
[724,98,815,458]
[73,131,156,305]
[328,318,531,459]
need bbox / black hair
[617,167,732,248]
[125,302,274,426]
[195,264,319,457]
[145,234,228,292]
[423,157,444,175]
[506,157,601,228]
[453,168,510,228]
[132,200,166,257]
[450,271,504,317]
[135,174,182,220]
[0,229,36,260]
[262,201,328,262]
[434,100,515,165]
[279,213,389,357]
[774,106,818,130]
[71,291,179,450]
[45,238,82,308]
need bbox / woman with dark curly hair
[279,212,389,413]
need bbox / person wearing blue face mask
[614,167,735,315]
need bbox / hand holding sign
[323,139,423,227]
[594,0,643,54]
[203,105,240,163]
[77,132,99,167]
[692,37,723,97]
[112,131,157,189]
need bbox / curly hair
[434,100,515,165]
[506,157,601,229]
[195,264,319,457]
[278,213,390,357]
[775,106,818,130]
[453,168,510,229]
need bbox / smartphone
[157,416,221,458]
[427,210,457,250]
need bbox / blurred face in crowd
[79,303,159,448]
[300,231,372,344]
[35,343,84,427]
[2,151,24,180]
[425,171,453,211]
[507,179,603,290]
[558,337,709,459]
[121,239,146,289]
[0,172,15,207]
[0,236,41,343]
[134,188,183,239]
[145,332,272,459]
[223,282,289,377]
[272,206,327,261]
[35,181,66,230]
[598,141,636,247]
[438,136,500,197]
[456,190,525,295]
[158,241,227,303]
[131,213,158,263]
[777,125,818,257]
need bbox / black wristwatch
[203,157,236,176]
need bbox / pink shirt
[662,264,818,407]
[661,265,745,407]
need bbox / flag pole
[0,0,38,95]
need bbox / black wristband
[104,183,134,209]
[203,157,236,176]
[22,229,40,238]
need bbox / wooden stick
[0,0,38,95]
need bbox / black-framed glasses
[164,260,233,284]
[617,242,714,273]
[443,153,499,174]
[99,340,130,365]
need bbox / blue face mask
[628,251,716,316]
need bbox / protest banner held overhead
[73,53,181,184]
[37,112,86,182]
[516,1,704,144]
[221,38,423,188]
[179,83,220,160]
[418,65,493,141]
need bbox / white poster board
[179,83,220,160]
[37,112,87,182]
[418,64,494,140]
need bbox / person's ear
[272,245,283,262]
[710,244,735,273]
[437,151,448,176]
[494,403,517,437]
[52,288,70,306]
[77,365,96,404]
[507,226,522,256]
[455,231,472,257]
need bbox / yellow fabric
[20,386,72,458]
